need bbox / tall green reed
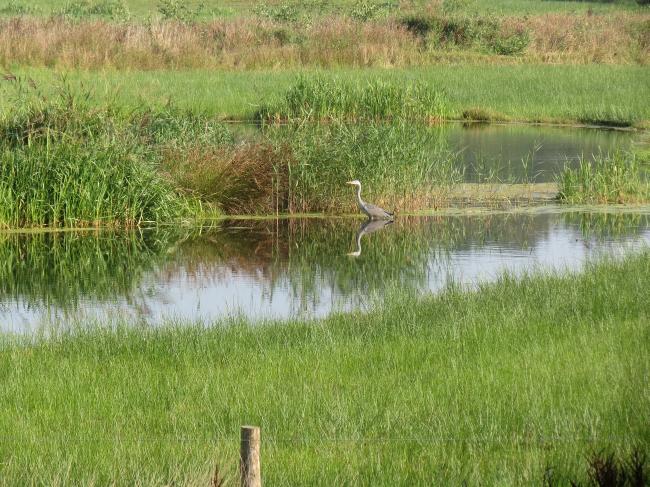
[0,81,193,228]
[266,122,463,213]
[557,151,649,204]
[258,75,449,123]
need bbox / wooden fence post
[240,426,261,487]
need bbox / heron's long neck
[355,185,364,207]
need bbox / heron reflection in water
[347,219,393,257]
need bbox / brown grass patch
[161,143,292,214]
[524,13,649,64]
[0,13,647,70]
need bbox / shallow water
[1,209,648,333]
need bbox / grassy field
[9,65,650,126]
[0,250,648,485]
[0,0,645,19]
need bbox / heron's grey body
[348,219,393,257]
[346,180,394,220]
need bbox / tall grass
[0,11,646,70]
[0,84,203,227]
[1,250,648,484]
[0,141,188,228]
[259,75,449,123]
[557,151,650,204]
[268,122,462,213]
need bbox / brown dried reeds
[0,12,646,70]
[161,143,292,214]
[523,13,650,64]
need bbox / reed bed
[557,152,650,204]
[267,122,463,213]
[1,250,648,484]
[0,12,646,70]
[2,78,649,228]
[0,141,184,228]
[0,85,192,228]
[258,75,449,123]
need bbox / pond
[1,209,648,333]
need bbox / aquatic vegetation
[0,140,187,228]
[161,143,290,214]
[267,121,462,213]
[557,152,650,204]
[1,250,647,484]
[0,85,216,227]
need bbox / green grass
[0,250,648,485]
[9,65,648,126]
[0,0,643,20]
[558,151,650,204]
[258,75,449,122]
[0,88,193,227]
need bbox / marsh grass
[0,140,186,228]
[266,121,463,213]
[1,250,648,484]
[557,152,650,204]
[161,143,292,214]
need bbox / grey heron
[347,219,393,257]
[346,180,394,220]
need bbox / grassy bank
[1,250,648,484]
[9,65,649,127]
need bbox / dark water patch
[1,210,649,333]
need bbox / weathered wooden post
[240,426,261,487]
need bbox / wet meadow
[1,0,649,485]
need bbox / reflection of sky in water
[2,211,649,334]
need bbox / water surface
[1,209,648,333]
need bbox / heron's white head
[346,180,361,186]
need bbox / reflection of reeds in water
[159,214,554,300]
[563,211,650,241]
[3,212,646,316]
[0,230,171,309]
